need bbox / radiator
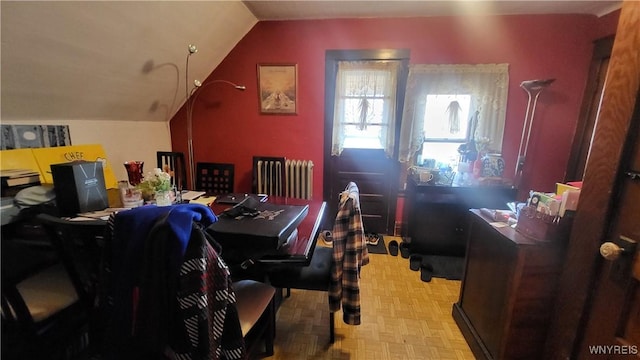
[285,159,314,200]
[256,159,285,197]
[255,159,313,199]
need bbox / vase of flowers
[154,189,172,206]
[472,137,492,178]
[137,168,173,206]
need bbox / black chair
[234,279,276,357]
[35,214,106,307]
[34,214,107,356]
[1,222,102,360]
[268,245,335,343]
[266,182,366,344]
[99,205,275,358]
[252,156,286,196]
[157,151,188,191]
[196,162,234,195]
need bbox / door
[328,148,396,234]
[576,2,640,356]
[323,50,409,234]
[544,2,640,358]
[577,106,639,357]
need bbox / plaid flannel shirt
[329,182,369,325]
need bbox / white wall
[2,120,172,182]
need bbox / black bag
[206,203,309,265]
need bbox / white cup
[419,171,434,183]
[120,185,143,208]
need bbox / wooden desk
[209,197,326,266]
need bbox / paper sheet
[490,222,509,228]
[189,195,216,206]
[181,190,206,201]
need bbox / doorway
[322,49,409,234]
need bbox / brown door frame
[544,2,640,358]
[564,35,614,182]
[322,49,410,231]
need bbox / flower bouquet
[137,168,173,205]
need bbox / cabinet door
[460,216,517,359]
[409,200,467,256]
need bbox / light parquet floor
[269,237,475,360]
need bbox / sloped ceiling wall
[1,1,620,125]
[1,1,257,123]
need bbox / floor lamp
[514,78,555,188]
[185,44,245,190]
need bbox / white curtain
[398,64,509,162]
[332,60,400,157]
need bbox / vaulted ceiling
[0,1,621,123]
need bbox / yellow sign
[31,144,118,188]
[0,145,118,188]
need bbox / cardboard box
[516,205,573,242]
[51,161,109,216]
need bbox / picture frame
[257,63,297,114]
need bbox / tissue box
[51,161,109,216]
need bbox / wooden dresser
[452,210,567,359]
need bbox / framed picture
[257,63,297,114]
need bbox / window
[331,61,401,156]
[341,80,387,149]
[418,94,471,169]
[398,64,509,169]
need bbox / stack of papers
[189,196,217,206]
[0,169,41,187]
[181,190,206,201]
[73,208,129,221]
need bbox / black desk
[404,177,517,256]
[209,197,326,267]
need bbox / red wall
[170,13,619,201]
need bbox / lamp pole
[185,45,245,190]
[514,78,554,188]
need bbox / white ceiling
[1,1,621,123]
[244,0,622,20]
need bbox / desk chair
[196,162,234,195]
[99,204,274,359]
[267,182,369,344]
[1,240,90,360]
[36,214,106,308]
[268,245,335,343]
[252,156,286,196]
[157,151,188,190]
[35,214,107,356]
